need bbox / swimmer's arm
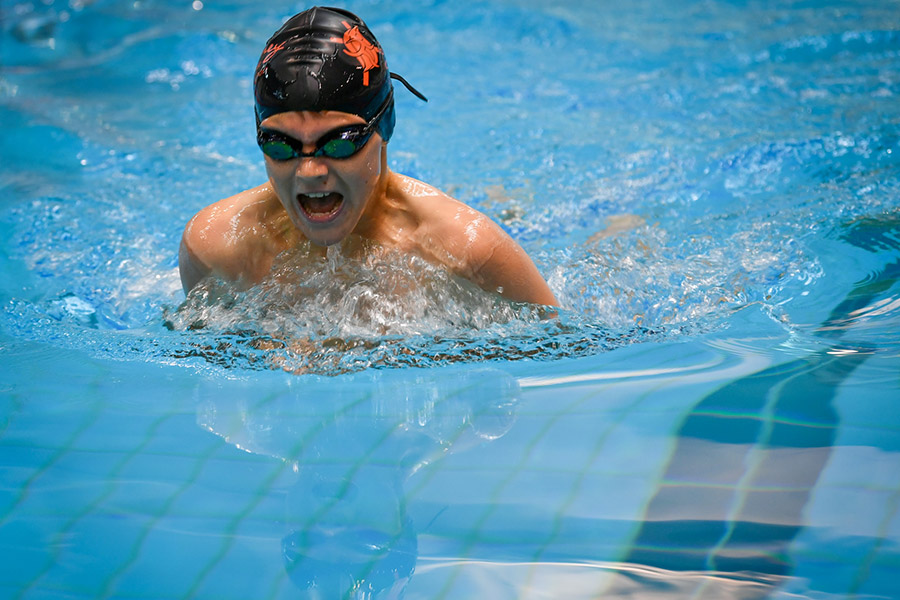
[470,228,559,306]
[178,230,212,294]
[178,184,282,294]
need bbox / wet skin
[179,110,558,306]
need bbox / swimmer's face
[261,110,385,247]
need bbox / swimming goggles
[257,90,393,161]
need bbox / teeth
[304,192,331,198]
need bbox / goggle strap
[390,72,428,103]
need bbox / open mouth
[297,192,343,222]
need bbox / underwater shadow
[193,365,520,599]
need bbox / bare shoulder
[391,174,494,240]
[179,183,292,293]
[393,174,558,306]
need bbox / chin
[303,226,353,248]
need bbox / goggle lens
[261,139,297,161]
[321,137,359,159]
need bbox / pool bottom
[2,328,898,599]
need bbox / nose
[295,156,328,179]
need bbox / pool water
[2,0,900,598]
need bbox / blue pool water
[2,0,900,598]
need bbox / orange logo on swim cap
[257,41,286,72]
[334,21,381,86]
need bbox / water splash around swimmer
[164,241,656,374]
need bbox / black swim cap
[254,6,426,143]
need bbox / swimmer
[178,6,558,307]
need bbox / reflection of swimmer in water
[178,6,557,307]
[195,367,520,598]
